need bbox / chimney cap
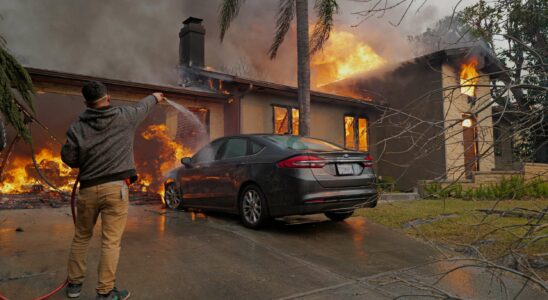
[183,17,203,25]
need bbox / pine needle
[0,44,35,143]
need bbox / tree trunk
[296,0,311,136]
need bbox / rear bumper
[270,188,378,217]
[253,168,378,217]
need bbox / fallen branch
[476,208,547,219]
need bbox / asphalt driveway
[0,205,544,299]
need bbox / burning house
[177,18,513,191]
[1,16,510,201]
[324,47,509,190]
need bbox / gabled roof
[409,46,508,80]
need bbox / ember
[460,57,479,97]
[312,30,385,87]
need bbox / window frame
[191,138,226,164]
[272,104,299,135]
[343,114,369,152]
[250,140,266,156]
[218,138,250,161]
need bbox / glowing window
[344,116,355,149]
[344,116,368,151]
[274,106,289,134]
[358,118,368,151]
[292,108,300,136]
[273,105,299,135]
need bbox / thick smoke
[0,0,467,87]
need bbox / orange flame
[140,124,194,197]
[0,148,77,194]
[460,57,479,97]
[312,30,385,87]
[0,125,194,200]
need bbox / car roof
[213,134,318,144]
[217,134,306,139]
[212,134,345,149]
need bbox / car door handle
[237,162,249,167]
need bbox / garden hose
[0,174,79,300]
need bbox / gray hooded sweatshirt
[61,96,157,188]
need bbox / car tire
[164,182,184,210]
[324,210,354,221]
[239,184,270,229]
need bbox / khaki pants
[68,181,129,294]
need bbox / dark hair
[81,81,107,102]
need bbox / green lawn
[355,199,548,272]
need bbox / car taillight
[363,154,374,167]
[277,155,326,168]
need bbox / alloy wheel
[242,189,262,225]
[164,183,182,209]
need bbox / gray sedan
[164,134,377,228]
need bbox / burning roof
[319,46,507,100]
[311,30,386,88]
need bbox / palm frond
[219,0,245,41]
[269,0,296,59]
[310,0,339,54]
[0,45,35,142]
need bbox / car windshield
[265,135,344,152]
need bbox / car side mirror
[181,157,192,167]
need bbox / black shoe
[66,282,82,298]
[96,287,131,300]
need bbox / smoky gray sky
[0,0,478,86]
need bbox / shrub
[423,182,463,198]
[377,176,397,192]
[421,176,547,200]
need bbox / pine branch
[0,45,35,143]
[269,0,296,59]
[310,0,339,54]
[218,0,245,41]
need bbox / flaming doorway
[462,115,479,178]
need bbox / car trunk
[307,152,375,188]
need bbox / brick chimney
[179,17,205,68]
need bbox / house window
[273,105,299,135]
[344,115,368,151]
[344,116,356,149]
[291,108,300,136]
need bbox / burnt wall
[337,61,446,191]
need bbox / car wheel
[164,182,184,210]
[324,210,354,221]
[239,185,270,229]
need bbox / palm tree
[219,0,339,137]
[0,36,35,144]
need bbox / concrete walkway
[0,206,544,299]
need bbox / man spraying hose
[61,81,165,300]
